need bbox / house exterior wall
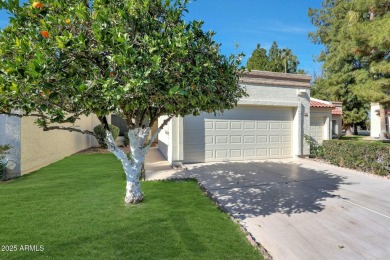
[159,80,311,164]
[370,103,381,138]
[158,115,172,161]
[332,115,343,137]
[311,108,332,143]
[20,115,95,175]
[0,114,21,178]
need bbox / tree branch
[43,126,95,136]
[144,115,173,148]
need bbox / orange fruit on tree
[32,2,44,9]
[110,72,115,77]
[41,30,49,38]
[65,19,71,24]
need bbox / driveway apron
[177,158,390,260]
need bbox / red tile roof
[332,109,343,115]
[310,100,335,108]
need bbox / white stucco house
[1,70,345,178]
[158,70,312,165]
[310,98,343,143]
[370,103,389,138]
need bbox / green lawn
[339,135,390,145]
[0,154,262,260]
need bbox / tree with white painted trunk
[0,0,246,203]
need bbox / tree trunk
[102,115,172,204]
[344,123,353,136]
[104,128,152,204]
[379,105,387,139]
[353,124,358,135]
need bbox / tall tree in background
[246,44,269,71]
[0,0,246,203]
[247,41,303,73]
[309,0,390,136]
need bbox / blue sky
[184,0,324,75]
[0,0,324,75]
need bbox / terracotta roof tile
[332,109,343,115]
[310,100,335,108]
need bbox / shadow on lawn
[171,161,351,219]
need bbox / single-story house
[370,103,389,138]
[310,98,343,143]
[1,70,344,178]
[158,70,312,165]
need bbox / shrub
[0,144,11,155]
[93,124,120,148]
[123,131,129,147]
[304,134,324,158]
[322,140,390,176]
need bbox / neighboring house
[370,103,389,138]
[331,101,343,137]
[158,70,312,165]
[309,98,343,144]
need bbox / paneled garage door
[183,106,294,162]
[310,117,325,144]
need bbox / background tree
[246,44,269,71]
[0,0,246,204]
[309,0,390,136]
[247,41,303,73]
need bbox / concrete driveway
[169,158,390,260]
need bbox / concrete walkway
[144,147,179,180]
[161,157,390,260]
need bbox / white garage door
[183,106,294,162]
[310,117,325,144]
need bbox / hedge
[322,140,390,176]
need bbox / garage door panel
[215,136,228,144]
[230,150,242,157]
[205,150,213,159]
[215,150,228,159]
[230,121,242,130]
[257,135,267,143]
[244,121,256,129]
[256,148,268,156]
[282,148,292,156]
[230,136,242,144]
[244,135,256,144]
[270,122,281,130]
[184,106,294,162]
[204,121,214,130]
[205,136,214,144]
[257,122,268,130]
[244,149,256,157]
[282,135,292,143]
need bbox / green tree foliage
[246,44,268,71]
[309,0,390,134]
[247,41,303,73]
[0,0,246,203]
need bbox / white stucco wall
[158,115,171,161]
[159,82,311,164]
[370,103,381,138]
[0,114,21,178]
[310,108,332,143]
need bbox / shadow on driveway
[172,160,352,219]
